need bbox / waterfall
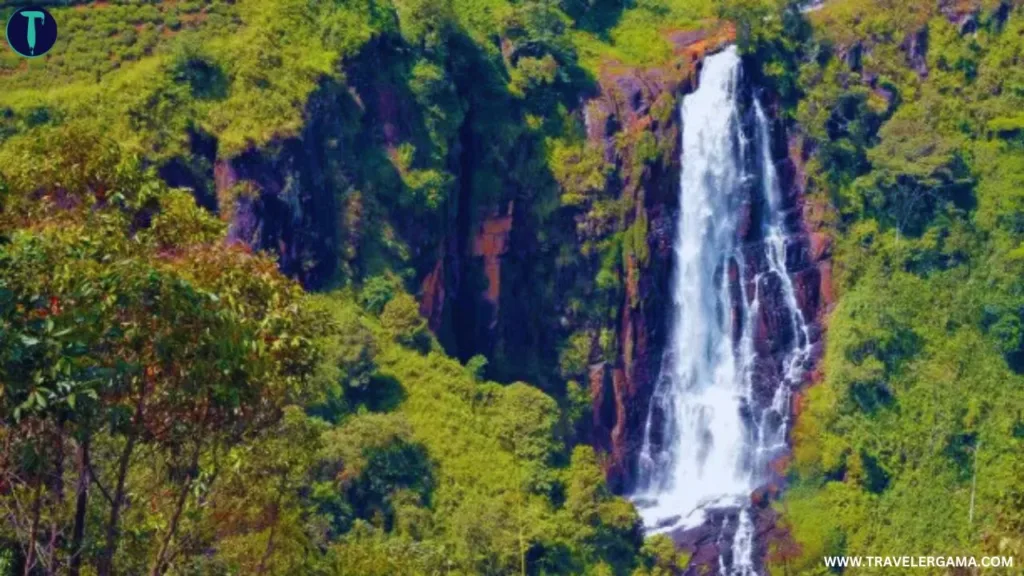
[633,46,810,575]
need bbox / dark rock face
[646,83,836,576]
[205,40,443,294]
[902,26,929,78]
[469,207,514,331]
[191,31,735,492]
[209,83,355,291]
[159,129,219,212]
[215,135,339,290]
[579,27,739,493]
[669,500,783,576]
[181,30,832,574]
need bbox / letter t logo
[20,11,45,55]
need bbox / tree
[380,294,429,349]
[201,407,328,575]
[359,275,398,315]
[633,534,691,576]
[560,446,642,573]
[393,0,455,57]
[0,128,323,575]
[306,294,378,421]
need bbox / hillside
[1,0,1023,575]
[1,0,717,574]
[772,0,1024,571]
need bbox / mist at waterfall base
[631,46,811,573]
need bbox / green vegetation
[4,0,1021,573]
[0,1,718,572]
[0,1,241,90]
[0,0,383,158]
[764,0,1024,572]
[0,0,708,154]
[0,122,665,574]
[1,0,712,390]
[569,0,713,74]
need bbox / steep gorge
[199,24,744,452]
[200,13,833,510]
[4,0,1023,573]
[631,46,832,574]
[180,18,835,575]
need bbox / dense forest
[0,0,1022,574]
[777,0,1024,571]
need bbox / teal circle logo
[6,6,58,58]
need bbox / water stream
[632,45,811,575]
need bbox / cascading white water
[633,46,811,575]
[634,46,753,531]
[751,100,812,472]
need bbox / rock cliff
[195,24,835,517]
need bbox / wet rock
[419,258,446,332]
[586,24,737,492]
[792,267,822,323]
[751,483,781,508]
[753,272,797,356]
[784,234,812,273]
[471,206,514,328]
[740,243,769,281]
[958,13,978,35]
[750,358,784,411]
[728,257,744,343]
[736,200,755,242]
[668,507,759,575]
[808,232,832,263]
[649,206,675,258]
[902,26,929,78]
[776,159,803,208]
[781,206,804,231]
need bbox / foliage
[201,407,330,574]
[770,1,1024,571]
[466,353,490,381]
[305,293,379,420]
[374,333,644,574]
[0,122,648,574]
[570,0,713,75]
[0,0,807,572]
[358,274,400,315]
[560,446,643,574]
[551,138,612,208]
[560,330,596,378]
[632,534,691,576]
[0,131,323,574]
[5,0,1021,573]
[0,0,707,393]
[380,293,429,349]
[0,1,241,91]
